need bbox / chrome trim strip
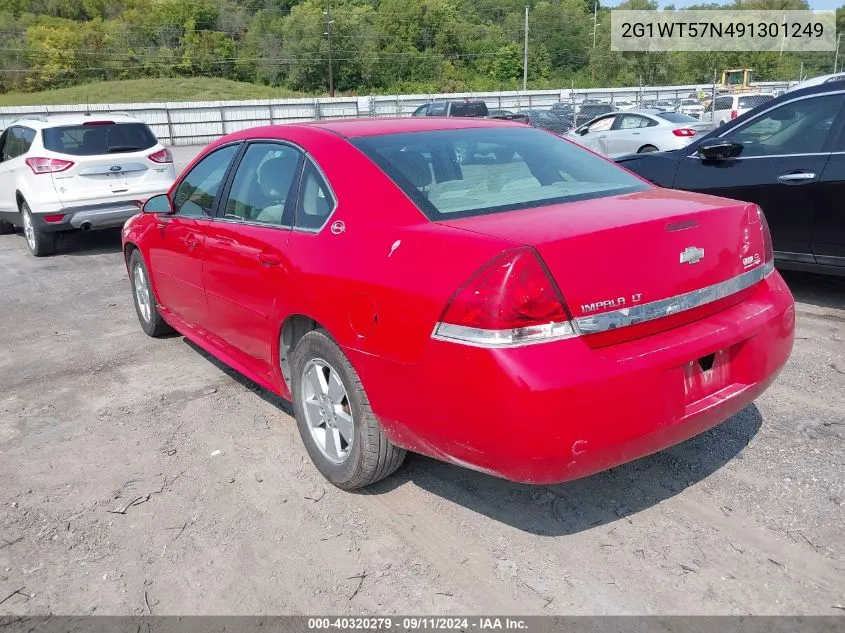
[574,262,774,335]
[431,262,773,348]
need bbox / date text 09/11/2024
[307,618,529,630]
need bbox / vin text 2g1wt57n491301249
[122,117,795,490]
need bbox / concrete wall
[0,82,793,146]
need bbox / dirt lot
[1,146,844,616]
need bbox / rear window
[42,122,158,156]
[450,102,487,117]
[352,127,649,220]
[582,105,614,115]
[738,95,774,109]
[657,112,700,123]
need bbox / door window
[616,114,653,129]
[586,116,616,133]
[726,94,843,157]
[222,143,301,227]
[713,97,733,111]
[295,160,336,230]
[172,144,239,218]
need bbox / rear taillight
[25,157,74,174]
[759,207,774,271]
[148,148,173,164]
[433,247,577,347]
[672,128,697,137]
[730,110,738,119]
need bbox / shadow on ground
[59,227,124,256]
[181,334,762,536]
[781,270,845,312]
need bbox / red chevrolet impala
[121,117,795,489]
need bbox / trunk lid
[440,188,768,342]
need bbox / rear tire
[0,220,14,235]
[20,202,57,257]
[638,145,659,154]
[291,329,406,489]
[128,249,173,337]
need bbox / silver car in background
[565,109,715,157]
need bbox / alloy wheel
[301,358,354,464]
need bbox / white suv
[0,113,176,256]
[705,93,774,126]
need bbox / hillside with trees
[0,0,843,97]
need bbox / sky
[601,1,842,7]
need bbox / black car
[575,103,615,127]
[616,80,845,276]
[521,109,573,134]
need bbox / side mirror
[142,194,173,214]
[698,138,743,162]
[577,127,590,136]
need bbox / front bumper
[354,272,795,484]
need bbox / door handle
[778,171,816,183]
[184,235,201,249]
[257,252,281,266]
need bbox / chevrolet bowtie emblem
[680,246,705,265]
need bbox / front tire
[128,249,173,337]
[21,202,57,257]
[291,329,406,489]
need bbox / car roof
[11,112,142,129]
[298,116,522,138]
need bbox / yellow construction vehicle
[720,69,755,92]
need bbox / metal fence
[0,82,793,146]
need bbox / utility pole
[323,5,335,97]
[522,6,528,92]
[590,2,599,83]
[834,33,841,74]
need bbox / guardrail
[0,82,793,146]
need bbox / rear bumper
[353,272,795,484]
[31,201,143,232]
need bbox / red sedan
[121,117,795,489]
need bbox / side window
[727,94,844,157]
[428,103,446,116]
[222,143,301,227]
[172,144,239,218]
[714,97,732,111]
[617,115,649,130]
[4,127,35,160]
[412,104,429,116]
[0,130,9,161]
[295,160,336,231]
[587,116,616,133]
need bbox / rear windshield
[581,105,614,115]
[657,112,699,123]
[42,122,158,156]
[738,95,774,109]
[352,127,649,220]
[450,102,487,117]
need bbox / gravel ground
[0,146,843,615]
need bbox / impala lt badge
[680,246,705,265]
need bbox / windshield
[657,112,700,123]
[351,127,649,220]
[42,122,158,156]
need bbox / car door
[812,117,845,268]
[0,126,35,217]
[570,114,618,155]
[146,143,239,327]
[673,91,845,264]
[606,113,656,156]
[201,141,303,378]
